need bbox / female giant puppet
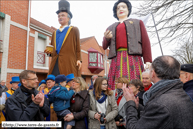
[103,0,152,90]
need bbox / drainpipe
[26,0,31,70]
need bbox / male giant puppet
[45,0,81,77]
[103,0,152,90]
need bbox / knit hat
[66,73,74,83]
[55,75,67,84]
[10,76,20,84]
[39,80,46,86]
[45,74,55,82]
[181,64,193,73]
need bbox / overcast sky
[31,1,175,60]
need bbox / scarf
[143,79,180,105]
[115,88,123,101]
[20,85,42,121]
[71,94,75,104]
[93,90,107,103]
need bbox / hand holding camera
[98,112,106,124]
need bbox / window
[36,37,46,66]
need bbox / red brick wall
[8,25,27,69]
[0,0,29,27]
[6,73,20,90]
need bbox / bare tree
[133,0,193,45]
[172,38,193,64]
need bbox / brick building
[0,0,110,89]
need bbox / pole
[105,50,107,76]
[151,12,164,55]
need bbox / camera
[98,112,106,124]
[115,114,125,123]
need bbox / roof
[30,17,56,33]
[80,36,94,44]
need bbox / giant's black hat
[56,0,73,18]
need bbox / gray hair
[91,75,98,80]
[142,70,150,75]
[151,56,180,79]
[68,14,71,25]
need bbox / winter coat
[125,79,193,129]
[88,90,118,129]
[5,87,50,121]
[47,85,74,111]
[69,90,89,129]
[183,79,193,101]
[48,26,81,77]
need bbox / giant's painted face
[116,2,129,20]
[58,12,69,26]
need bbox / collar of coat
[145,79,183,105]
[75,90,88,100]
[13,87,39,104]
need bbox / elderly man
[123,56,193,129]
[141,71,152,91]
[5,70,50,121]
[0,80,8,92]
[5,76,20,99]
[180,64,193,101]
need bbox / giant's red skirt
[108,49,144,90]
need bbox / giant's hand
[44,45,54,55]
[104,30,113,39]
[44,49,52,55]
[77,60,82,70]
[145,62,151,70]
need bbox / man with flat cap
[180,64,193,101]
[45,0,81,77]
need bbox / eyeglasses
[73,80,80,83]
[102,83,108,86]
[26,78,38,81]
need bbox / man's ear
[186,73,190,81]
[152,69,156,79]
[21,79,25,85]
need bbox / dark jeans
[55,109,75,128]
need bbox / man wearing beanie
[180,64,193,101]
[47,74,75,129]
[44,0,82,77]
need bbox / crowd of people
[0,55,192,129]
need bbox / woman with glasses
[63,77,89,129]
[114,77,129,129]
[88,77,118,129]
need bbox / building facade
[0,0,110,89]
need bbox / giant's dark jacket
[5,87,50,121]
[125,80,193,129]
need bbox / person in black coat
[180,64,193,101]
[5,70,50,122]
[123,55,193,129]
